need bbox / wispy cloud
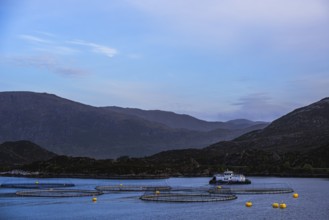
[15,32,118,76]
[6,55,89,76]
[131,0,329,28]
[214,93,294,121]
[135,1,325,19]
[35,31,56,37]
[19,34,53,44]
[34,46,78,55]
[69,40,118,58]
[19,33,78,55]
[130,0,329,52]
[19,33,118,58]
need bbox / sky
[1,0,329,122]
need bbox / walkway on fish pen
[16,189,103,197]
[95,184,171,192]
[209,183,294,194]
[0,183,75,189]
[140,191,237,202]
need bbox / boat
[209,170,251,184]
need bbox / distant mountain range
[0,91,268,159]
[1,97,328,177]
[106,106,266,132]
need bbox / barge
[209,170,251,184]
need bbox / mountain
[0,91,267,159]
[105,107,268,131]
[147,97,329,170]
[210,97,329,153]
[10,98,329,177]
[0,140,57,165]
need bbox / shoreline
[1,172,328,179]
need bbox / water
[0,176,328,220]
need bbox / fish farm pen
[0,183,75,189]
[140,191,237,202]
[139,186,237,202]
[95,184,172,192]
[209,183,294,194]
[0,178,295,202]
[15,189,103,197]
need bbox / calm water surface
[0,176,328,220]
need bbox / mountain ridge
[2,97,328,177]
[149,97,329,162]
[104,106,268,131]
[0,91,267,159]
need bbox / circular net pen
[95,185,171,193]
[0,182,75,189]
[16,189,103,197]
[140,191,237,203]
[209,183,294,195]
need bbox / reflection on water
[0,176,328,220]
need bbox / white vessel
[209,170,251,184]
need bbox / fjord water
[0,177,328,220]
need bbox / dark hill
[214,97,329,153]
[0,91,266,159]
[146,98,329,172]
[0,140,57,165]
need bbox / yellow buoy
[217,186,222,189]
[92,197,97,202]
[119,184,123,187]
[272,203,279,208]
[155,190,160,195]
[293,193,299,198]
[35,181,39,184]
[279,203,287,209]
[245,201,252,207]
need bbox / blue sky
[1,0,329,121]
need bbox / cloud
[54,66,88,76]
[6,55,89,76]
[131,0,328,27]
[19,33,79,55]
[11,32,122,83]
[14,33,118,76]
[35,31,56,37]
[129,0,329,52]
[19,33,118,58]
[19,34,52,44]
[69,40,118,58]
[35,46,78,55]
[214,93,294,121]
[211,73,329,122]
